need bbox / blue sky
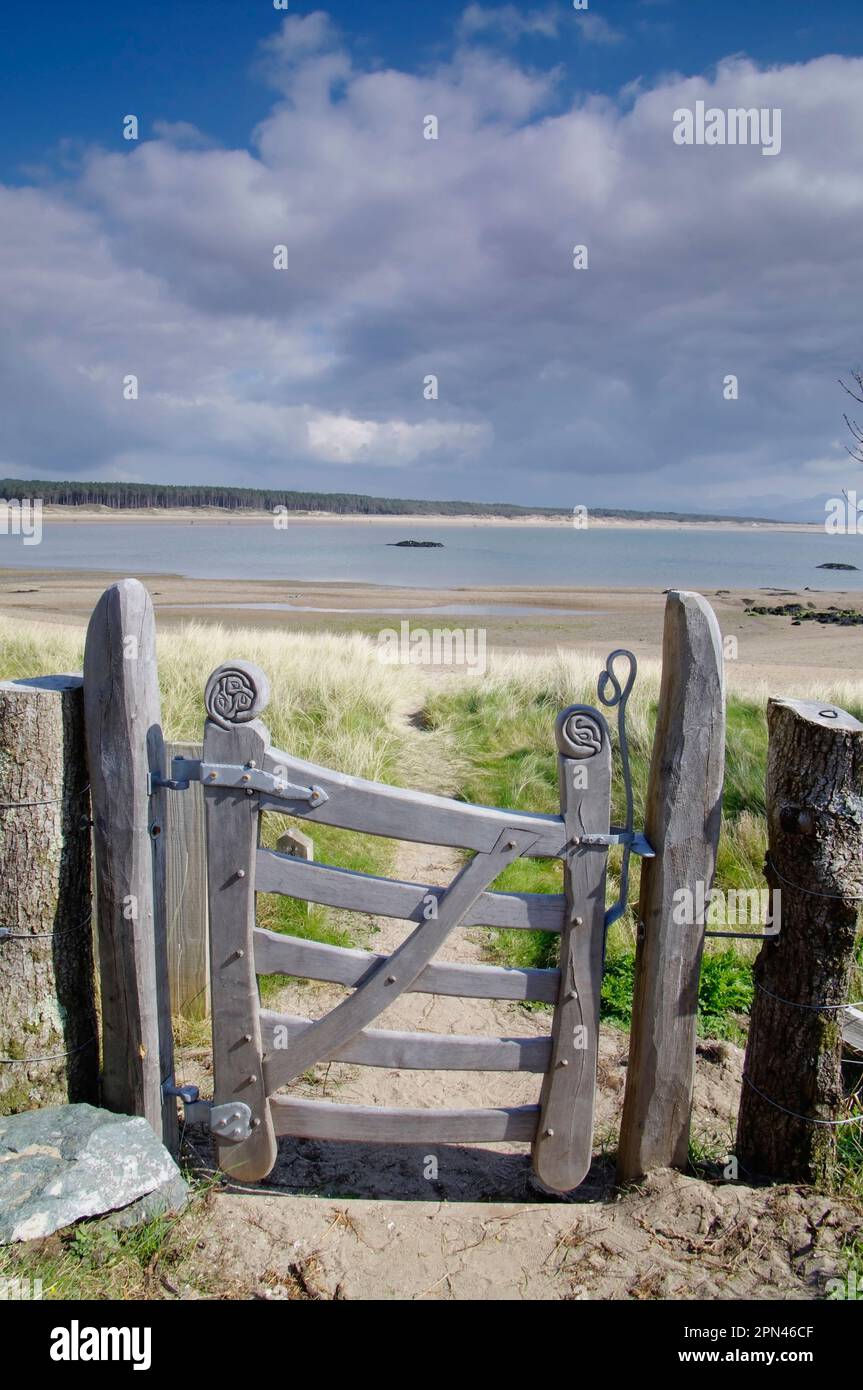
[1,1,855,181]
[1,2,862,516]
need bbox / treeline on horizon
[0,479,775,525]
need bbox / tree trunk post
[736,698,863,1184]
[83,579,178,1151]
[0,675,98,1112]
[616,590,726,1184]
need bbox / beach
[1,567,858,688]
[20,505,820,532]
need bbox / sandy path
[259,837,570,1201]
[178,831,861,1299]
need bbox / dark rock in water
[0,1104,188,1243]
[817,562,858,570]
[387,540,444,548]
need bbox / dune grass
[421,649,863,1041]
[0,613,457,973]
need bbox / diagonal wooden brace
[263,827,540,1094]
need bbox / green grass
[419,651,848,1040]
[0,613,457,974]
[0,1197,209,1300]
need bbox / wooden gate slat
[263,827,540,1094]
[259,1010,552,1072]
[270,1097,540,1143]
[261,746,566,856]
[254,928,560,1001]
[255,848,566,931]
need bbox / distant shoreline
[23,505,822,533]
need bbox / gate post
[616,590,725,1184]
[736,699,863,1183]
[83,579,178,1152]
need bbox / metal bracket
[150,757,328,807]
[162,1079,253,1142]
[573,829,654,856]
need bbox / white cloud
[457,5,559,42]
[1,21,862,516]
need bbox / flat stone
[0,1104,188,1243]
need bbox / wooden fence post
[736,699,863,1184]
[165,741,210,1022]
[616,590,725,1184]
[83,579,178,1151]
[0,675,98,1112]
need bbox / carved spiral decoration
[204,661,270,729]
[555,708,605,759]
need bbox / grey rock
[0,1104,188,1243]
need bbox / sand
[0,567,859,686]
[17,504,820,532]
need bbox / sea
[2,519,862,595]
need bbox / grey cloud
[1,30,861,516]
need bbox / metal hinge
[150,758,328,807]
[162,1080,252,1142]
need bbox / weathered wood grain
[737,699,863,1183]
[844,1006,863,1054]
[164,740,209,1021]
[83,579,177,1150]
[263,828,539,1093]
[254,931,559,1002]
[0,676,97,1110]
[261,746,566,855]
[616,590,725,1183]
[203,711,277,1182]
[534,705,612,1192]
[259,1010,551,1072]
[270,1096,540,1143]
[255,848,565,931]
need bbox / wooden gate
[176,652,650,1193]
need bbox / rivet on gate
[505,839,516,850]
[252,1118,261,1129]
[544,1128,554,1138]
[247,760,257,769]
[208,771,218,781]
[574,916,584,926]
[236,869,246,879]
[243,1033,251,1043]
[559,1059,569,1067]
[566,989,577,1001]
[241,773,251,782]
[247,1074,257,1084]
[386,975,396,984]
[234,949,245,960]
